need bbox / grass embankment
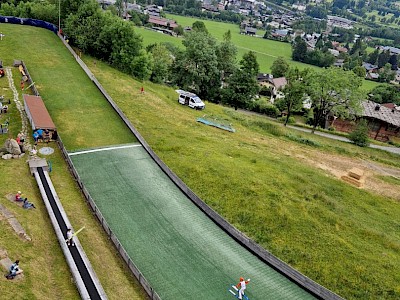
[82,57,400,299]
[0,24,146,299]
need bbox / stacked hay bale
[341,167,365,187]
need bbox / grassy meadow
[0,24,146,299]
[0,22,399,300]
[83,57,400,299]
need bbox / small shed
[23,94,56,131]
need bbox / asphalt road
[287,125,400,155]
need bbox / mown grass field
[1,23,399,300]
[0,24,146,300]
[83,59,400,299]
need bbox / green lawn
[361,78,381,90]
[0,23,146,300]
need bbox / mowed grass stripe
[0,23,136,151]
[70,146,316,300]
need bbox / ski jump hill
[1,17,344,300]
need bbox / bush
[278,116,296,124]
[349,119,370,147]
[248,99,280,118]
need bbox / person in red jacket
[236,277,250,299]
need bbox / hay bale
[341,175,364,187]
[348,167,364,180]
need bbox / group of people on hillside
[16,131,25,153]
[32,128,56,144]
[15,191,36,209]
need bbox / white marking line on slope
[68,144,142,156]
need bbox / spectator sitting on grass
[5,260,23,279]
[15,191,27,202]
[22,198,36,209]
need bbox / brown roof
[362,100,400,127]
[336,46,348,52]
[382,103,396,109]
[23,94,56,130]
[272,77,287,90]
[148,16,178,28]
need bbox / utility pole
[58,0,61,33]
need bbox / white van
[176,90,205,110]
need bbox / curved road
[287,125,400,155]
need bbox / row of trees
[292,36,336,68]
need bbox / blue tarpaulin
[0,16,58,34]
[197,117,235,132]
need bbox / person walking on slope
[66,228,75,247]
[236,277,250,299]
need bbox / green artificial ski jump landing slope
[70,144,316,300]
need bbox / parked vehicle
[176,89,205,110]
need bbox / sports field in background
[69,144,316,300]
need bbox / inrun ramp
[70,144,317,300]
[32,164,107,300]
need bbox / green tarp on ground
[70,144,316,300]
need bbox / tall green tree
[388,54,398,70]
[369,85,400,105]
[222,52,260,110]
[62,0,92,20]
[304,67,364,133]
[282,67,309,126]
[240,51,259,78]
[271,57,289,78]
[367,48,379,65]
[192,21,208,34]
[97,12,151,79]
[64,0,104,55]
[171,30,220,100]
[216,30,238,83]
[149,43,173,83]
[292,36,308,62]
[378,63,396,83]
[377,50,391,68]
[352,66,366,78]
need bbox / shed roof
[362,100,400,127]
[23,94,56,130]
